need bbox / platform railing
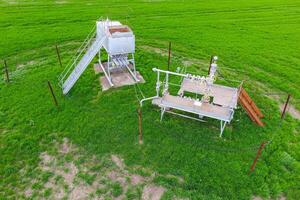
[58,26,97,86]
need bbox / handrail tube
[60,32,98,82]
[59,26,96,81]
[152,68,189,78]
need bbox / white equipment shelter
[140,57,240,137]
[59,19,139,94]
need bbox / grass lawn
[0,0,299,199]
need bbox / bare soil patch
[142,185,165,200]
[139,45,207,67]
[21,137,185,199]
[280,103,300,120]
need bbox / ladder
[59,28,106,95]
[239,88,264,126]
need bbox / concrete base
[99,69,145,91]
[94,62,145,91]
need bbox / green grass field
[0,0,299,199]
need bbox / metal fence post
[138,108,143,144]
[47,81,58,107]
[55,45,63,68]
[248,141,266,175]
[281,94,291,120]
[3,60,10,82]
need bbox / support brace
[220,121,227,137]
[160,107,166,122]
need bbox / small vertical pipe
[167,42,171,71]
[156,71,160,96]
[55,45,63,68]
[281,94,291,120]
[47,81,58,107]
[4,60,10,82]
[138,108,143,144]
[208,55,213,75]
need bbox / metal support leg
[132,53,137,76]
[98,51,101,64]
[125,64,140,82]
[220,121,227,137]
[156,71,160,97]
[107,55,111,81]
[160,107,166,122]
[99,54,114,87]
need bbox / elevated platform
[153,94,234,122]
[179,78,238,109]
[140,67,240,137]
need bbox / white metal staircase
[59,27,106,95]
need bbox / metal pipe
[152,68,188,78]
[165,110,207,122]
[139,96,159,107]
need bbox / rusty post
[137,108,143,144]
[248,141,266,175]
[281,94,291,120]
[3,60,10,82]
[208,55,213,75]
[47,81,58,107]
[55,45,63,68]
[167,42,171,71]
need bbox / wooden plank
[239,96,256,122]
[239,95,264,126]
[240,88,264,118]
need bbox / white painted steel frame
[98,51,139,87]
[140,68,237,137]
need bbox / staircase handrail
[59,26,97,85]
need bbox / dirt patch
[16,60,37,69]
[111,155,125,170]
[69,184,93,200]
[131,174,145,185]
[107,170,127,186]
[24,188,33,198]
[140,45,169,57]
[40,152,54,165]
[22,138,185,199]
[266,93,300,120]
[60,138,71,154]
[142,185,165,200]
[140,45,207,67]
[280,103,300,120]
[57,162,78,186]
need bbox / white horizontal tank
[96,20,135,55]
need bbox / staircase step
[62,36,105,94]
